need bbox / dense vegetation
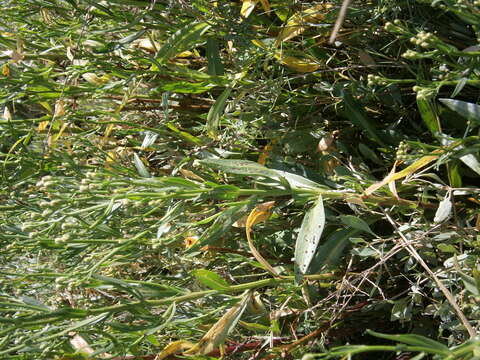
[1,0,480,358]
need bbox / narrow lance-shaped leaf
[185,291,252,355]
[275,4,332,44]
[365,153,440,195]
[341,91,386,146]
[207,87,232,138]
[339,215,376,236]
[245,202,279,277]
[241,0,258,18]
[439,98,480,126]
[294,195,325,284]
[133,153,151,178]
[156,22,210,64]
[192,269,231,291]
[366,330,450,354]
[206,38,224,76]
[309,228,360,273]
[440,134,480,176]
[199,159,324,190]
[416,88,441,135]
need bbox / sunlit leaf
[185,291,251,355]
[156,340,194,360]
[275,52,320,72]
[133,153,151,178]
[241,0,258,18]
[206,87,232,138]
[439,98,480,125]
[365,154,439,195]
[433,193,452,223]
[192,269,231,291]
[246,202,278,276]
[156,22,210,64]
[275,4,332,44]
[416,89,441,134]
[294,195,325,283]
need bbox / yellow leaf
[132,38,161,53]
[82,72,109,85]
[245,202,279,276]
[365,155,439,196]
[251,39,268,50]
[176,50,195,58]
[275,4,332,45]
[184,236,199,248]
[47,122,67,148]
[105,151,117,169]
[2,63,10,77]
[258,139,276,165]
[103,123,115,139]
[241,0,258,18]
[275,52,320,72]
[259,0,271,13]
[155,340,194,360]
[233,201,275,227]
[185,291,251,355]
[37,121,49,132]
[53,99,65,117]
[179,168,205,182]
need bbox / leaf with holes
[294,195,325,284]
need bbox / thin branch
[382,209,476,337]
[329,0,352,44]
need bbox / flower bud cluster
[410,31,437,49]
[54,233,71,244]
[402,49,424,60]
[384,20,407,34]
[396,141,409,160]
[367,74,388,86]
[36,175,56,190]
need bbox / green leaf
[367,330,450,355]
[341,91,386,146]
[192,269,231,291]
[447,161,462,188]
[339,215,376,236]
[199,159,323,190]
[209,184,240,200]
[118,29,147,45]
[206,38,224,76]
[439,98,480,125]
[440,134,480,176]
[187,202,252,253]
[416,90,441,134]
[459,272,480,296]
[161,81,218,94]
[309,228,359,273]
[294,195,325,284]
[133,153,151,178]
[156,22,211,64]
[166,122,203,145]
[206,87,232,138]
[200,159,280,178]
